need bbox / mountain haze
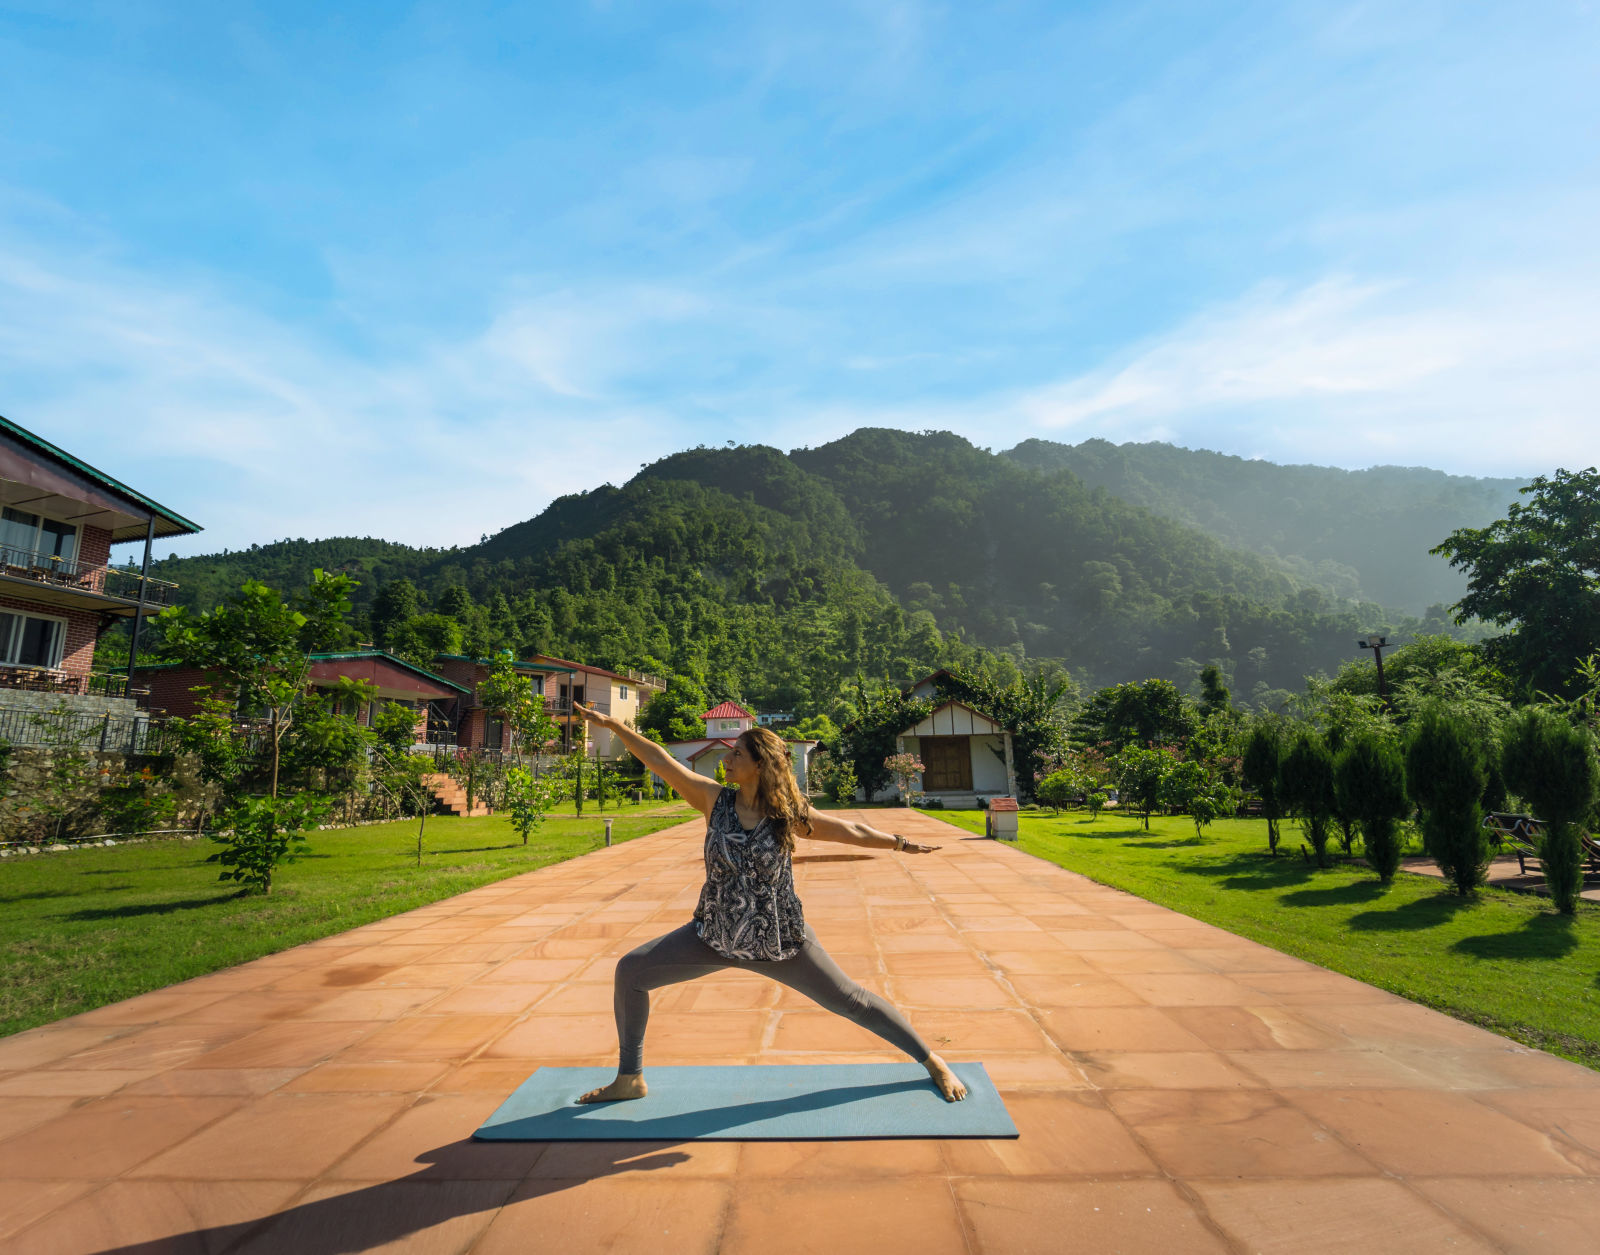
[1003,438,1525,614]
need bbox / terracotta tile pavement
[3,809,1600,1252]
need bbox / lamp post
[1357,633,1392,711]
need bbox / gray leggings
[613,922,931,1073]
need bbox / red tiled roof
[688,738,739,761]
[702,700,754,720]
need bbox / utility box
[986,796,1019,840]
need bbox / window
[0,508,79,572]
[619,684,629,700]
[0,611,65,668]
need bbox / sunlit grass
[933,809,1600,1069]
[0,804,698,1037]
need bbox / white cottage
[890,696,1017,807]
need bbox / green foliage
[1501,706,1599,913]
[813,753,859,804]
[1160,758,1234,838]
[502,767,565,845]
[1111,745,1176,830]
[476,651,558,755]
[884,752,925,803]
[637,671,711,742]
[834,681,932,798]
[1241,722,1288,855]
[1074,679,1197,751]
[208,792,332,894]
[1035,768,1079,815]
[1333,732,1410,884]
[1198,664,1233,718]
[99,767,179,837]
[1404,706,1490,895]
[1432,467,1600,697]
[1279,732,1338,867]
[371,701,422,756]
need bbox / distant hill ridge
[1002,438,1524,613]
[137,430,1525,703]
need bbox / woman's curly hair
[736,726,814,855]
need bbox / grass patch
[0,803,697,1038]
[935,810,1600,1070]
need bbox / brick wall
[0,594,99,680]
[132,666,223,717]
[79,526,112,595]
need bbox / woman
[570,703,969,1103]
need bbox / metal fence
[0,705,179,755]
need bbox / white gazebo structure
[891,699,1017,806]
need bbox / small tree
[1112,745,1175,830]
[1501,706,1599,914]
[1241,723,1287,855]
[883,752,924,805]
[1035,768,1078,815]
[1334,732,1410,884]
[1405,706,1490,895]
[208,792,332,894]
[503,766,564,845]
[1280,732,1338,868]
[1161,758,1233,839]
[814,754,859,804]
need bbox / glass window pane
[0,613,16,663]
[39,518,77,566]
[16,617,60,667]
[0,507,38,556]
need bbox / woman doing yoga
[570,703,969,1104]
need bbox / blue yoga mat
[474,1062,1017,1141]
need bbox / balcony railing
[0,668,141,699]
[0,545,180,608]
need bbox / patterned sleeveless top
[692,787,807,961]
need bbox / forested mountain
[133,430,1504,717]
[1003,438,1524,613]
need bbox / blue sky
[2,1,1597,556]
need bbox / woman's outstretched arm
[572,703,723,816]
[805,810,941,854]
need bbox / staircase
[421,772,490,817]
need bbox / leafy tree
[1198,664,1233,718]
[1405,706,1490,896]
[477,651,557,757]
[208,792,332,894]
[1160,758,1233,839]
[1074,679,1197,751]
[1501,706,1599,914]
[1112,745,1176,830]
[1432,468,1600,697]
[1035,768,1079,815]
[637,671,711,743]
[370,578,420,648]
[1279,732,1338,867]
[884,752,924,804]
[1333,732,1410,884]
[812,753,859,804]
[159,570,358,796]
[503,766,564,845]
[1241,723,1288,856]
[835,681,932,798]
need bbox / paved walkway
[2,811,1599,1254]
[1403,854,1600,903]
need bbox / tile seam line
[914,816,1251,1255]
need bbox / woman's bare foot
[576,1072,647,1103]
[923,1052,967,1102]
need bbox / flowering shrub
[883,753,925,804]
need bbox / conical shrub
[1333,732,1409,884]
[1281,732,1337,867]
[1501,707,1598,914]
[1404,706,1489,895]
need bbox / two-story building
[132,649,467,741]
[0,414,200,723]
[525,654,664,760]
[664,700,819,793]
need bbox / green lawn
[0,803,698,1038]
[929,808,1600,1070]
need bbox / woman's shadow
[91,1137,695,1254]
[88,1078,933,1253]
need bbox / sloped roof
[689,738,739,761]
[703,700,755,720]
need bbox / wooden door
[921,737,972,791]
